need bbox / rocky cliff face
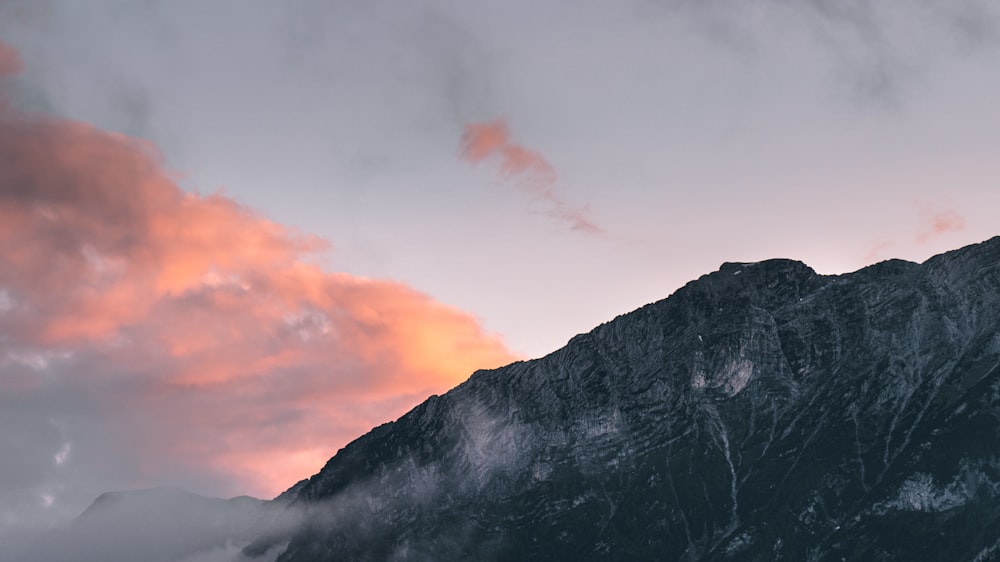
[259,238,1000,561]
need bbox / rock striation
[260,237,1000,561]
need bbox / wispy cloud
[0,39,517,532]
[862,239,896,263]
[862,201,969,264]
[460,119,602,234]
[916,202,966,244]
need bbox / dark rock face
[266,238,1000,561]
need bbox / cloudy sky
[1,0,999,537]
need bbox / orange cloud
[460,119,602,234]
[0,44,517,498]
[460,120,511,163]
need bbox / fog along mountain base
[40,238,1000,561]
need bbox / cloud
[862,239,895,264]
[460,119,602,234]
[862,201,969,264]
[0,38,517,534]
[916,203,966,244]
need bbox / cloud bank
[460,119,602,234]
[0,39,516,535]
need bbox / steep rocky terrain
[254,237,1000,561]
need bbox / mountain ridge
[265,236,1000,561]
[19,237,1000,561]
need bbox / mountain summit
[260,237,1000,561]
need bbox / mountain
[17,238,1000,561]
[252,237,1000,561]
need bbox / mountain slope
[261,238,1000,561]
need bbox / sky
[1,0,999,538]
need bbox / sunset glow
[0,39,515,497]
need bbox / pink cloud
[862,239,895,263]
[460,119,602,234]
[0,43,518,498]
[916,203,966,244]
[861,202,969,265]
